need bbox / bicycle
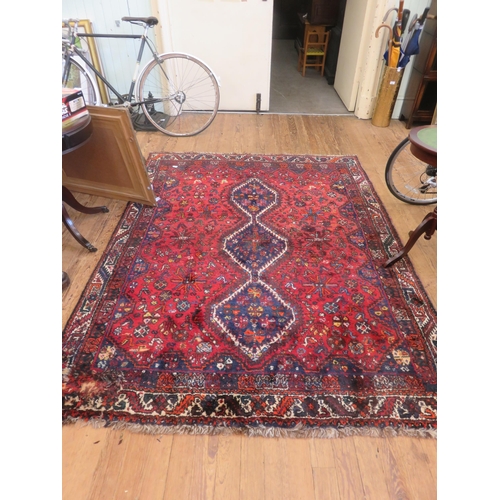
[62,16,220,137]
[385,137,437,205]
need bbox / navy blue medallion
[212,178,296,361]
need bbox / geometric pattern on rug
[63,153,437,438]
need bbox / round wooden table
[409,125,437,167]
[384,125,437,268]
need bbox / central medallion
[212,178,296,361]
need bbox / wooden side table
[62,114,109,253]
[384,125,437,268]
[63,113,109,291]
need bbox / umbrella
[387,21,401,68]
[401,14,418,53]
[401,8,411,34]
[399,7,429,68]
[387,0,405,67]
[379,1,406,68]
[388,23,401,67]
[376,23,394,65]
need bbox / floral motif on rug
[63,153,437,437]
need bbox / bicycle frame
[62,22,161,106]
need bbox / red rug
[63,153,437,438]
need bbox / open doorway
[269,0,351,115]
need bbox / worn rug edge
[63,417,436,439]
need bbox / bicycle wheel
[385,137,437,205]
[137,53,220,137]
[62,56,99,106]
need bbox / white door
[334,0,373,112]
[154,0,274,111]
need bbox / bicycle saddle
[122,16,158,26]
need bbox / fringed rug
[63,153,437,438]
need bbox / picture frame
[62,106,157,206]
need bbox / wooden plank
[62,426,110,500]
[312,468,341,500]
[282,438,317,500]
[136,434,173,500]
[162,436,197,499]
[86,429,129,499]
[263,438,289,498]
[106,432,153,499]
[188,435,219,500]
[331,437,366,500]
[387,437,437,500]
[240,437,265,500]
[213,436,242,499]
[352,437,392,499]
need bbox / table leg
[62,186,109,214]
[384,208,437,268]
[62,203,97,252]
[62,271,70,290]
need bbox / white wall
[63,0,274,111]
[153,0,274,111]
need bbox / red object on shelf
[62,88,90,134]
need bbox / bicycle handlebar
[62,18,79,27]
[62,18,80,40]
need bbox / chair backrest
[304,29,330,55]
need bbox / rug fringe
[63,417,436,439]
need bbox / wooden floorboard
[62,114,437,500]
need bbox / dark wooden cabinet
[306,0,340,25]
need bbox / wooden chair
[298,28,331,77]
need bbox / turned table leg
[384,208,437,268]
[62,203,98,252]
[62,271,70,290]
[62,186,109,214]
[62,186,110,252]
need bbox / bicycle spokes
[138,53,219,136]
[385,138,437,205]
